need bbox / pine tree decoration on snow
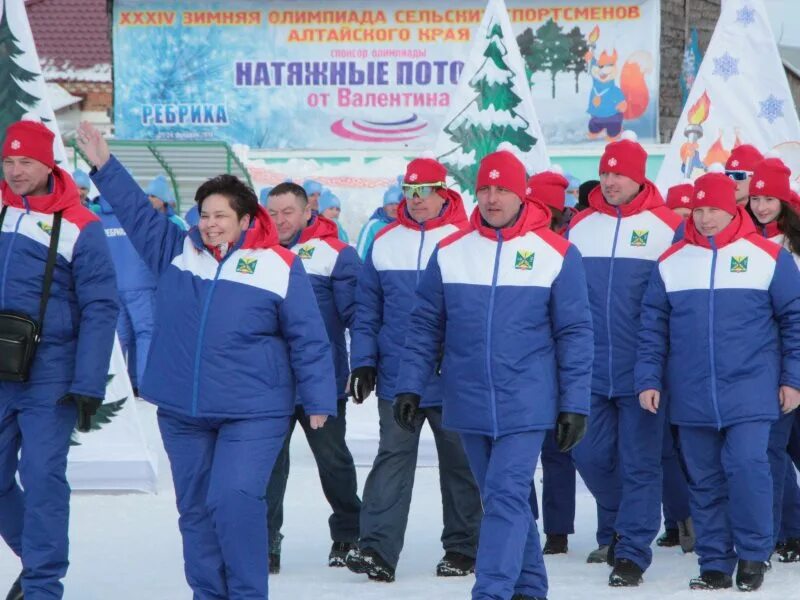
[0,0,40,141]
[440,23,538,195]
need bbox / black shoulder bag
[0,205,63,381]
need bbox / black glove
[349,366,376,404]
[393,393,421,433]
[555,412,587,452]
[59,394,103,433]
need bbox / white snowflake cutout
[697,190,706,200]
[526,187,531,195]
[681,196,690,204]
[10,140,20,150]
[608,157,618,167]
[489,169,500,180]
[731,160,740,168]
[755,180,765,189]
[409,173,418,182]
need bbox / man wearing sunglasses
[347,157,481,583]
[724,144,764,206]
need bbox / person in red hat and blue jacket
[346,156,482,582]
[725,144,764,206]
[76,121,337,600]
[636,170,800,592]
[566,132,685,584]
[746,157,800,563]
[395,150,593,600]
[0,120,118,599]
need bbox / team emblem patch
[235,257,258,274]
[630,230,649,247]
[36,221,53,235]
[514,250,535,270]
[297,245,316,260]
[730,256,748,273]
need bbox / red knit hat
[725,144,763,172]
[2,120,55,168]
[476,151,527,201]
[526,170,569,211]
[599,131,647,184]
[404,156,447,185]
[692,172,737,216]
[666,183,694,210]
[749,158,792,202]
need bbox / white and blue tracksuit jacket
[290,215,361,399]
[635,209,800,428]
[0,169,118,398]
[91,156,337,419]
[567,181,683,397]
[397,201,594,436]
[350,191,468,407]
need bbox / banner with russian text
[113,0,660,149]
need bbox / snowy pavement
[1,399,797,599]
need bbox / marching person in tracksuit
[636,170,800,592]
[566,132,684,584]
[355,185,400,261]
[0,121,118,600]
[264,182,362,573]
[347,157,481,582]
[746,158,800,564]
[395,150,593,600]
[78,122,336,599]
[524,168,589,556]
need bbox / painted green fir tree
[440,23,537,195]
[0,0,41,142]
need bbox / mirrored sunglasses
[725,170,751,181]
[401,182,446,200]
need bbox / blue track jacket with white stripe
[397,200,594,437]
[91,156,337,419]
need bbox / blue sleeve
[769,249,800,389]
[395,248,446,396]
[91,155,186,275]
[350,249,383,369]
[279,258,338,417]
[69,221,120,398]
[634,264,671,394]
[331,246,361,330]
[549,245,593,415]
[356,221,379,261]
[337,221,350,244]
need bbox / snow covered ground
[1,399,797,599]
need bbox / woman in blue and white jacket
[76,122,336,599]
[746,157,800,563]
[636,171,800,592]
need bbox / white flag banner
[0,0,66,163]
[1,1,157,491]
[656,0,800,192]
[434,0,550,203]
[67,338,158,493]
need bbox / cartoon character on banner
[584,25,652,141]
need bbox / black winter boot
[329,542,356,567]
[656,528,680,547]
[776,538,800,563]
[735,559,766,592]
[586,544,609,564]
[689,570,733,590]
[345,547,395,582]
[542,534,568,555]
[608,558,643,587]
[436,551,475,576]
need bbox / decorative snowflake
[731,160,740,168]
[713,52,739,81]
[755,180,765,189]
[489,169,500,180]
[526,187,531,195]
[608,158,618,167]
[681,196,690,204]
[736,5,756,27]
[697,190,706,200]
[758,94,785,124]
[10,140,20,150]
[409,173,418,182]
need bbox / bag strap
[0,205,6,230]
[37,211,63,340]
